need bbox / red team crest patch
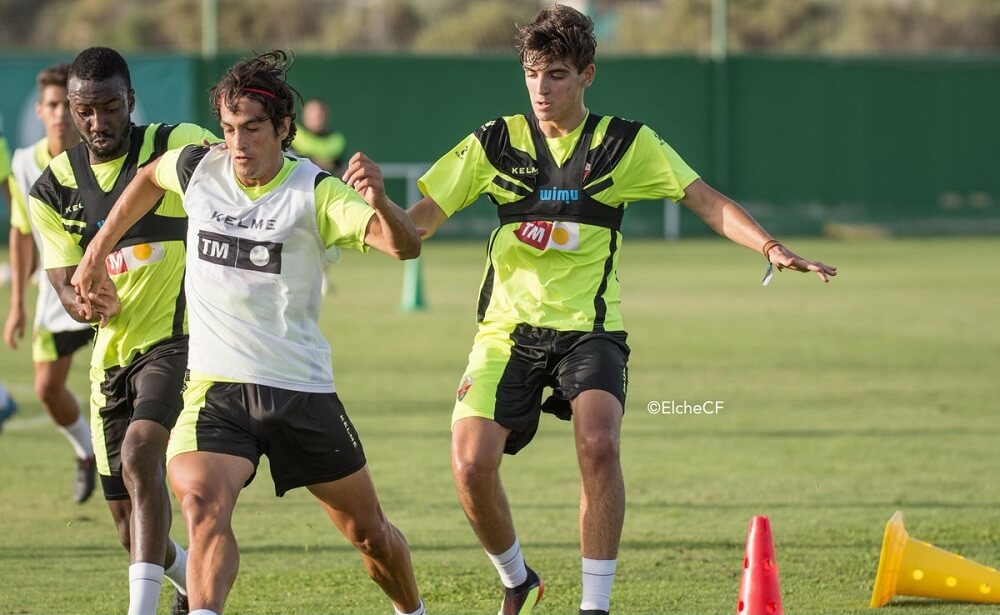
[513,221,580,251]
[456,375,474,401]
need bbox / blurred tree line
[1,0,998,55]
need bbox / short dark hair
[68,47,132,90]
[37,63,70,93]
[516,4,597,72]
[210,50,302,150]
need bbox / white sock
[164,540,188,595]
[189,611,219,615]
[128,562,164,615]
[581,557,617,612]
[59,414,93,459]
[486,538,527,588]
[394,598,425,615]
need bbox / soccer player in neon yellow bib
[406,5,837,615]
[29,47,217,615]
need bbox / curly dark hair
[210,50,302,150]
[68,47,132,90]
[516,4,597,73]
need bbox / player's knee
[348,520,392,560]
[121,428,167,480]
[577,431,620,470]
[33,378,62,407]
[120,446,165,487]
[451,451,500,487]
[180,491,227,533]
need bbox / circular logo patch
[249,245,271,267]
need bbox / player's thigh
[167,381,260,490]
[307,465,387,541]
[553,331,630,413]
[90,365,131,496]
[453,324,548,454]
[33,354,73,397]
[128,336,188,428]
[259,389,367,497]
[168,450,253,524]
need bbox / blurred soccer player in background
[5,63,98,504]
[0,132,14,434]
[292,97,347,174]
[0,129,12,210]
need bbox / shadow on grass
[883,598,974,608]
[621,427,999,439]
[514,500,1000,511]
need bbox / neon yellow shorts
[32,326,94,363]
[453,323,629,454]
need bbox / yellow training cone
[871,511,1000,607]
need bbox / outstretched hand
[341,152,387,209]
[768,245,837,283]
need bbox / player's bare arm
[72,160,166,305]
[342,151,421,260]
[681,179,837,283]
[4,228,35,348]
[406,196,449,240]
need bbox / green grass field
[1,237,998,614]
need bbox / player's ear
[277,116,291,141]
[582,64,596,88]
[127,89,136,114]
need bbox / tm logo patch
[197,230,283,274]
[513,221,580,251]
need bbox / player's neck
[236,158,283,188]
[47,133,80,158]
[537,105,588,138]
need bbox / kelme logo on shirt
[197,230,283,274]
[538,186,580,202]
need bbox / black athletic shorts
[93,335,188,500]
[33,326,95,362]
[453,323,630,455]
[167,381,367,497]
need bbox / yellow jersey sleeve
[29,192,84,268]
[315,175,375,253]
[154,147,184,194]
[166,123,219,149]
[8,173,31,234]
[0,136,11,183]
[594,125,699,204]
[418,133,498,216]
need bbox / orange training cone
[737,516,783,615]
[870,511,1000,607]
